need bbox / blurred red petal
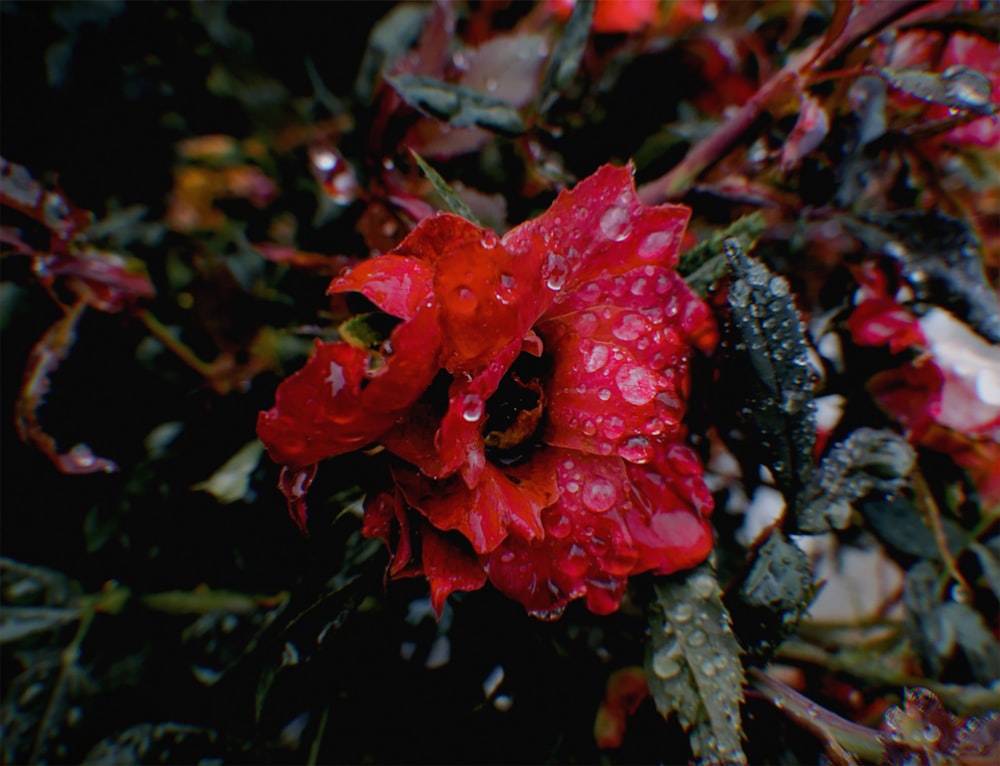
[848,297,925,353]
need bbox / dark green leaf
[728,529,815,661]
[846,211,1000,343]
[354,3,431,103]
[646,567,746,765]
[797,428,916,533]
[537,0,594,113]
[386,74,525,135]
[411,150,479,223]
[969,539,1000,599]
[863,496,965,561]
[81,722,240,765]
[725,240,816,497]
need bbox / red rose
[258,164,718,618]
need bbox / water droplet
[651,649,681,679]
[584,343,610,373]
[615,364,658,405]
[325,362,346,395]
[612,313,646,342]
[598,387,612,401]
[566,481,580,493]
[496,272,516,304]
[485,77,499,93]
[630,278,648,296]
[546,512,572,538]
[700,659,716,677]
[603,416,625,439]
[582,420,597,436]
[599,206,632,241]
[619,436,652,463]
[544,252,569,290]
[769,276,790,296]
[453,286,478,313]
[638,231,671,260]
[671,602,694,622]
[942,65,992,108]
[581,477,617,513]
[921,723,940,743]
[690,573,716,599]
[686,629,707,647]
[462,394,484,422]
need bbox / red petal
[328,254,433,319]
[395,214,547,373]
[278,464,317,536]
[437,337,523,487]
[484,447,712,617]
[394,456,551,555]
[594,667,649,750]
[503,164,690,297]
[538,266,713,463]
[868,358,944,438]
[848,297,925,353]
[257,304,441,469]
[421,524,488,617]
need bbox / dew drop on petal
[581,477,617,513]
[584,343,610,373]
[496,273,516,305]
[612,313,646,342]
[615,364,658,405]
[462,394,484,422]
[325,362,346,396]
[638,231,671,260]
[544,252,569,290]
[583,420,597,436]
[619,436,653,463]
[481,232,499,249]
[603,416,625,439]
[598,388,612,401]
[599,206,632,241]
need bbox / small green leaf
[537,0,594,113]
[725,240,816,497]
[969,539,1000,598]
[386,74,525,135]
[411,150,479,223]
[646,566,746,765]
[863,497,965,561]
[191,440,265,505]
[797,428,916,533]
[680,212,766,277]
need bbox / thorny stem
[638,0,927,204]
[775,639,1000,717]
[137,309,216,380]
[912,471,973,601]
[749,667,882,765]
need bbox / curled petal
[328,254,433,320]
[394,214,548,372]
[257,304,441,469]
[539,266,712,462]
[421,524,488,617]
[503,164,690,297]
[278,464,317,536]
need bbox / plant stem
[137,309,216,380]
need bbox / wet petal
[538,266,713,462]
[395,214,546,373]
[421,524,488,617]
[257,304,441,469]
[503,164,690,299]
[328,254,433,319]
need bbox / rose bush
[258,164,717,618]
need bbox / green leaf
[354,3,432,103]
[537,0,594,113]
[875,66,995,115]
[411,150,479,223]
[969,539,1000,598]
[725,239,816,497]
[646,566,746,765]
[386,73,525,135]
[679,213,766,277]
[81,722,239,765]
[797,428,916,533]
[730,529,815,660]
[863,496,965,561]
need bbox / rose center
[483,351,550,464]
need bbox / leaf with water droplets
[797,428,915,534]
[728,529,815,662]
[645,566,746,765]
[875,66,996,116]
[410,150,480,224]
[537,0,594,113]
[724,239,816,497]
[679,212,765,279]
[845,211,1000,343]
[386,74,525,135]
